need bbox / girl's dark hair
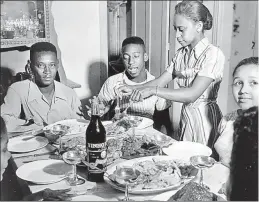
[0,116,7,139]
[30,42,57,63]
[175,1,213,31]
[232,57,258,77]
[230,106,258,201]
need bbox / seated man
[98,36,172,135]
[1,42,83,132]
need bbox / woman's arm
[118,71,173,96]
[132,76,213,104]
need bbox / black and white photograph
[0,0,258,201]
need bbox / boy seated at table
[97,36,172,136]
[0,116,72,201]
[1,42,83,133]
[225,106,258,201]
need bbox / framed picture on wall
[0,1,50,48]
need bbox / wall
[1,1,108,106]
[51,1,108,104]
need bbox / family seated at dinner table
[0,0,258,201]
[0,42,83,133]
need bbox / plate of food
[105,116,153,137]
[162,141,212,161]
[104,156,198,195]
[59,131,173,166]
[151,181,226,201]
[43,119,90,137]
[8,135,49,153]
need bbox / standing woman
[118,1,225,147]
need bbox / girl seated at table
[0,116,71,201]
[213,57,258,167]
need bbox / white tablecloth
[12,127,229,201]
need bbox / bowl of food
[43,124,70,143]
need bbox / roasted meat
[169,182,217,201]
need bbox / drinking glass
[152,134,169,155]
[190,155,216,188]
[114,165,140,201]
[63,150,85,186]
[50,124,67,154]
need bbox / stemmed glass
[190,155,216,188]
[62,150,85,186]
[152,134,170,155]
[114,165,140,201]
[50,124,68,154]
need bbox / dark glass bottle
[85,99,107,182]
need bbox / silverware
[21,129,44,141]
[16,149,57,160]
[121,100,133,115]
[115,97,121,115]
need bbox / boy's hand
[78,97,114,118]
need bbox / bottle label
[87,142,107,173]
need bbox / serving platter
[59,130,174,166]
[105,116,154,137]
[43,119,89,136]
[104,156,198,195]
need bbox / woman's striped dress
[166,38,225,147]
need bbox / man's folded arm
[1,87,27,131]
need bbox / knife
[15,149,57,160]
[21,129,45,141]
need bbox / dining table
[8,125,230,201]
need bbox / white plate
[8,136,48,153]
[16,159,73,184]
[44,119,89,136]
[102,121,113,126]
[162,141,212,161]
[72,195,105,201]
[135,117,153,129]
[104,156,185,195]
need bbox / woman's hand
[130,86,156,102]
[115,83,133,98]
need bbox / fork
[121,100,133,115]
[115,97,121,115]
